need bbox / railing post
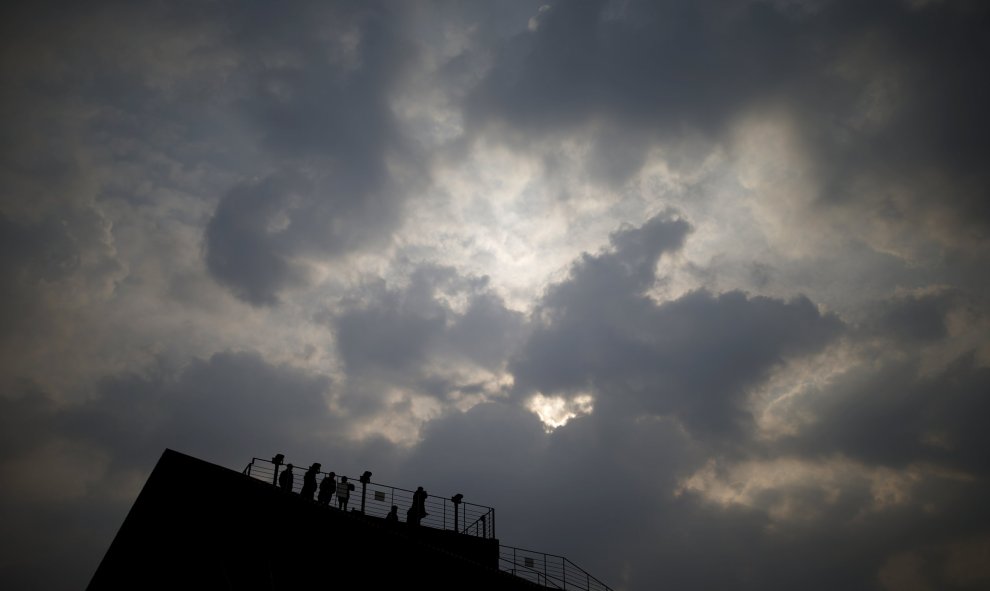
[359,471,372,515]
[451,494,462,533]
[562,556,566,590]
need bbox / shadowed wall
[88,449,536,590]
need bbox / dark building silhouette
[87,449,611,591]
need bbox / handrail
[498,554,565,590]
[244,456,612,590]
[499,544,613,591]
[243,457,496,539]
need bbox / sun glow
[526,393,594,431]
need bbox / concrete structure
[88,449,543,590]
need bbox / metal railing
[243,457,495,539]
[242,456,613,590]
[499,545,613,591]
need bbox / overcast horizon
[2,1,989,589]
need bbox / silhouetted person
[406,487,428,526]
[318,472,336,506]
[414,487,429,523]
[385,505,399,524]
[336,475,353,510]
[300,463,320,500]
[278,464,294,492]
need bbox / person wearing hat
[278,464,294,492]
[300,463,321,500]
[318,472,336,506]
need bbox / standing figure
[318,472,336,506]
[414,486,429,523]
[407,487,428,526]
[278,464,294,492]
[300,463,320,500]
[337,476,352,511]
[385,505,399,524]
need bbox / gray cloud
[204,173,317,305]
[512,212,843,436]
[1,1,426,306]
[0,215,81,336]
[0,350,343,589]
[2,2,989,590]
[330,264,526,422]
[468,0,806,133]
[335,265,525,374]
[200,2,423,304]
[779,350,990,477]
[393,382,990,591]
[387,294,990,589]
[466,0,990,235]
[64,351,335,472]
[866,288,961,343]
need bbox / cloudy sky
[2,1,989,589]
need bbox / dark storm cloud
[0,215,79,308]
[0,350,374,589]
[0,213,117,304]
[0,210,122,387]
[335,265,525,374]
[644,476,990,591]
[334,267,456,374]
[467,0,990,229]
[237,5,410,172]
[205,173,315,305]
[792,1,990,232]
[512,211,843,435]
[201,1,423,304]
[400,401,551,498]
[0,384,58,462]
[2,2,989,591]
[394,318,989,591]
[394,386,990,591]
[866,288,960,343]
[62,351,335,471]
[468,0,808,135]
[755,288,990,476]
[330,264,526,417]
[779,350,990,477]
[2,0,422,306]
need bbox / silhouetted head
[328,472,335,478]
[310,463,321,471]
[341,476,348,482]
[286,464,293,470]
[391,505,398,512]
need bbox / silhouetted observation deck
[88,449,613,591]
[244,456,613,590]
[244,457,495,538]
